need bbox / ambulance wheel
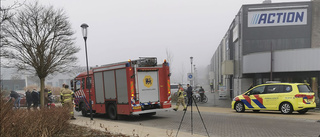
[235,102,245,112]
[81,103,88,117]
[108,104,117,120]
[280,102,293,114]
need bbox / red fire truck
[71,57,172,119]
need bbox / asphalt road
[75,106,320,137]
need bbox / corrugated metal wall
[312,0,320,48]
[243,48,320,73]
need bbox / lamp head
[80,23,89,38]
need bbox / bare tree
[166,48,174,73]
[0,0,24,47]
[10,74,21,80]
[2,2,80,107]
[68,66,87,78]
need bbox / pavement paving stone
[71,105,320,137]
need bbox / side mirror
[70,80,74,88]
[246,92,251,96]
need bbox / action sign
[248,8,307,27]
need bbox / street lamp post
[81,23,93,120]
[189,56,193,134]
[190,57,193,87]
[193,64,196,86]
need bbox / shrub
[0,91,70,137]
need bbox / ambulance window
[280,85,292,93]
[265,85,280,94]
[250,86,265,95]
[298,85,312,93]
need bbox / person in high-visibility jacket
[173,84,186,111]
[61,85,76,120]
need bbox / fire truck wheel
[108,104,117,120]
[81,103,88,117]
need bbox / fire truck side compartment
[115,69,128,104]
[94,72,104,104]
[103,70,117,99]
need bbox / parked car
[232,82,316,114]
[170,84,180,95]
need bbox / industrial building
[208,0,320,104]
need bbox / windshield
[74,80,81,91]
[297,85,313,93]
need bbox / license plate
[133,106,141,110]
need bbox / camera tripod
[176,95,210,137]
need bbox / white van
[170,84,179,95]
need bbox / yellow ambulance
[231,83,316,114]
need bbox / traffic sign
[187,73,193,80]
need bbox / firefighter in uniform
[61,85,76,120]
[173,84,187,111]
[60,84,65,93]
[60,84,65,103]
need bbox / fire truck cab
[71,57,172,119]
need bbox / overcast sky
[3,0,309,82]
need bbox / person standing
[25,90,33,110]
[31,89,39,110]
[199,86,205,102]
[61,85,76,120]
[10,91,21,109]
[48,89,53,103]
[48,89,52,98]
[210,83,214,93]
[186,84,193,106]
[173,84,186,111]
